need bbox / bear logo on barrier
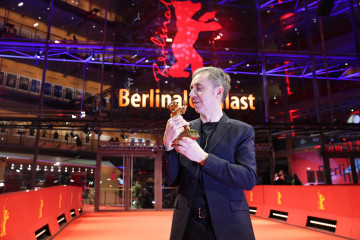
[317,191,325,210]
[277,191,282,205]
[39,198,44,218]
[59,193,62,208]
[0,205,9,237]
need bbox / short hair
[192,67,231,102]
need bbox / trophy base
[177,129,199,140]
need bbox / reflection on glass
[18,76,29,91]
[44,82,52,96]
[65,87,74,100]
[54,85,63,98]
[6,73,17,88]
[30,79,40,94]
[0,72,4,86]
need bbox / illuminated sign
[347,111,360,124]
[151,0,222,81]
[119,89,256,110]
[325,140,360,152]
[150,0,172,81]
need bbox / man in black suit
[163,66,257,240]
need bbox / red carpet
[53,210,347,240]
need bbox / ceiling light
[18,2,24,7]
[34,23,39,27]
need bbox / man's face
[189,73,220,115]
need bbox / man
[163,67,257,240]
[274,170,291,185]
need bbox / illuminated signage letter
[119,89,130,107]
[156,89,160,108]
[161,94,172,108]
[230,96,240,110]
[142,94,149,107]
[249,94,256,110]
[131,93,141,107]
[240,96,248,110]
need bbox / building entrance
[94,142,163,211]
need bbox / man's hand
[172,137,207,163]
[163,115,189,151]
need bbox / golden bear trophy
[167,100,199,140]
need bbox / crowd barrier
[0,186,83,239]
[245,185,360,239]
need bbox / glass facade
[0,0,359,210]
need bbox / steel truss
[216,0,357,16]
[0,40,359,81]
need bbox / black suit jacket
[163,114,257,240]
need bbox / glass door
[99,156,125,210]
[130,156,155,210]
[97,155,156,211]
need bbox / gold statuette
[167,100,199,140]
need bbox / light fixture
[33,22,39,27]
[18,2,24,7]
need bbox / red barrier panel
[349,187,360,239]
[246,185,360,239]
[0,186,83,240]
[244,185,264,216]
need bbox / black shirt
[192,122,218,208]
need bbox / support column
[350,157,359,184]
[154,152,163,210]
[124,155,131,211]
[95,152,102,211]
[30,0,54,189]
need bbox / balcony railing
[98,141,163,151]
